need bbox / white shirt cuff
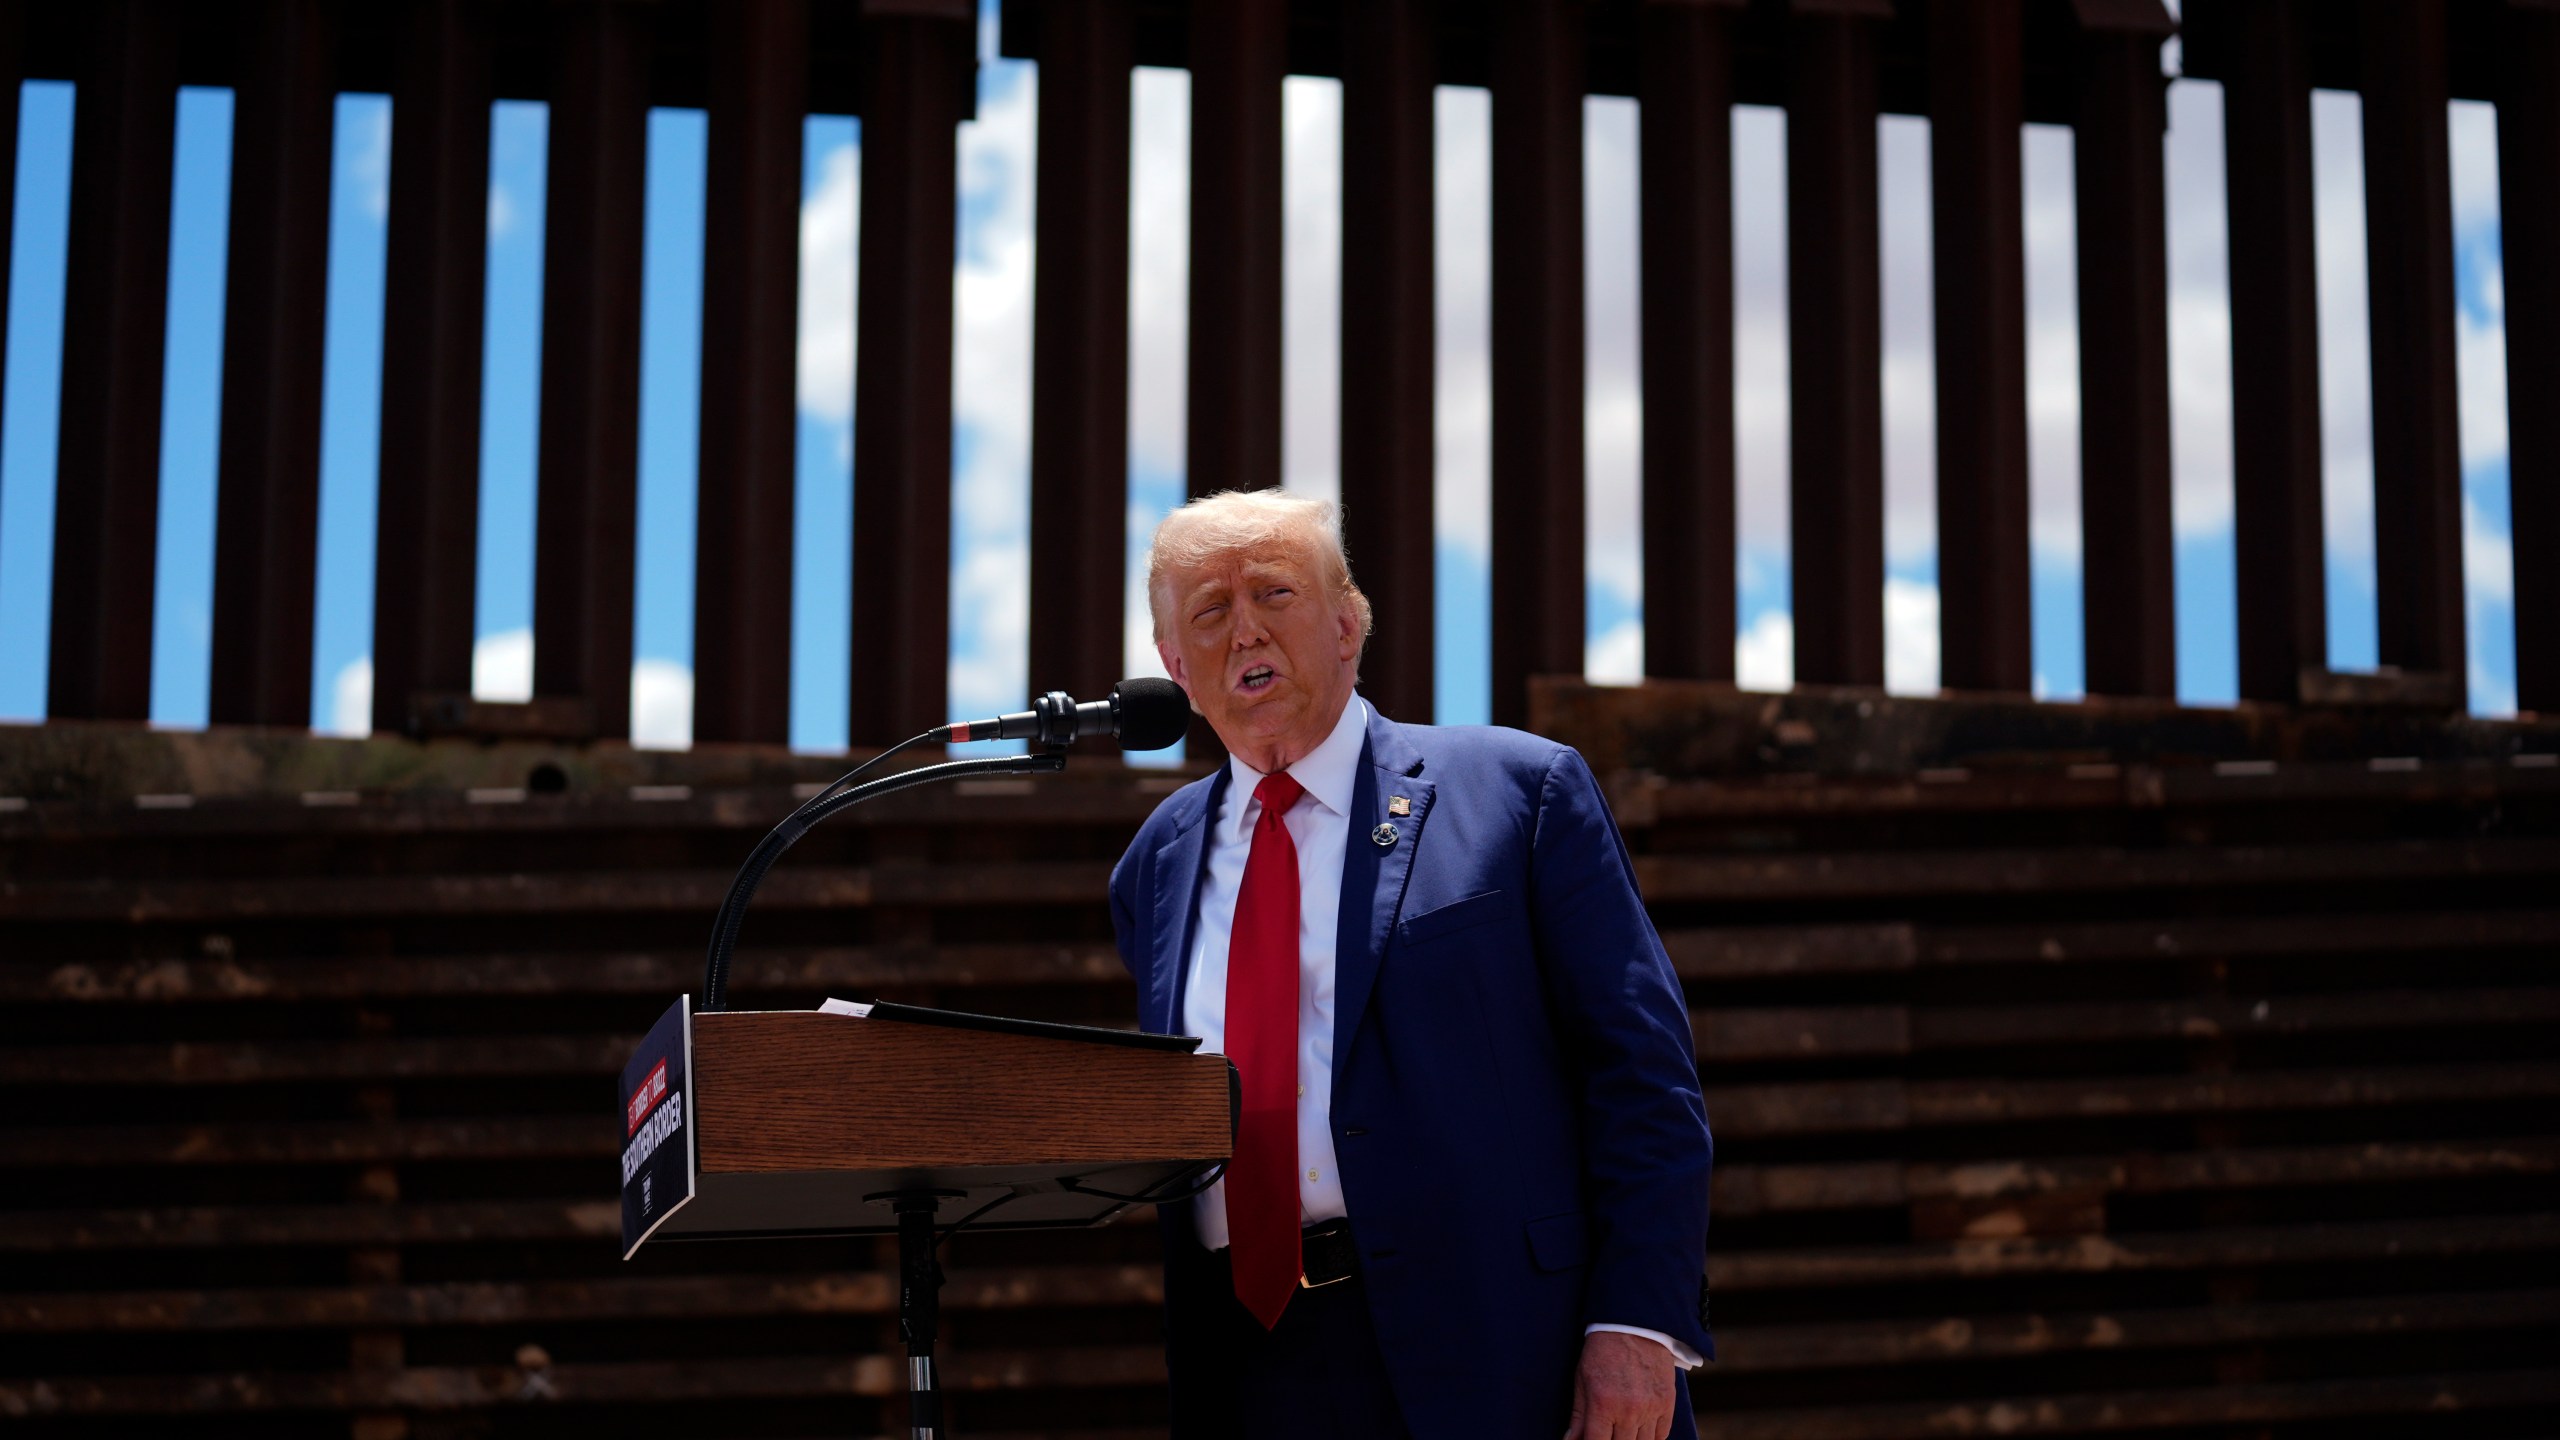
[1586,1322,1705,1370]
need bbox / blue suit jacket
[1109,705,1714,1437]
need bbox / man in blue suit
[1110,490,1714,1439]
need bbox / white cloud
[1585,96,1643,610]
[323,656,373,737]
[948,61,1039,721]
[2449,100,2509,474]
[1435,86,1492,563]
[2165,80,2236,541]
[1732,106,1790,559]
[1878,115,1937,569]
[2311,89,2374,569]
[1586,618,1642,684]
[1284,77,1342,503]
[1885,576,1940,696]
[2023,123,2083,568]
[2449,99,2502,239]
[1734,609,1792,692]
[472,628,533,701]
[630,658,694,749]
[345,96,391,221]
[798,140,861,426]
[1129,67,1192,480]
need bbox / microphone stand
[696,743,1069,1440]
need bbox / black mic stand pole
[696,743,1072,1439]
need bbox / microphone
[933,677,1189,751]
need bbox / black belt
[1214,1217,1359,1289]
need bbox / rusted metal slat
[1712,1289,2560,1373]
[1637,0,1741,683]
[208,0,336,728]
[1701,1370,2560,1440]
[692,0,806,745]
[370,0,494,737]
[5,942,1133,1003]
[2359,0,2467,704]
[46,0,179,722]
[2507,3,2560,713]
[0,1200,620,1251]
[0,1348,1169,1415]
[2222,0,2326,703]
[0,1116,612,1168]
[2072,6,2176,698]
[0,1265,1170,1332]
[850,7,973,745]
[12,839,2555,921]
[0,860,1117,920]
[1714,1212,2560,1290]
[1784,0,1890,687]
[1702,1061,2560,1138]
[1027,0,1135,701]
[1929,0,2032,694]
[531,0,652,741]
[1715,1136,2560,1216]
[1633,835,2560,903]
[1338,0,1436,722]
[1488,0,1587,728]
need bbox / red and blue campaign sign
[619,995,697,1259]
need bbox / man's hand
[1563,1330,1679,1440]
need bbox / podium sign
[620,995,699,1258]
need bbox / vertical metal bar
[1183,0,1285,754]
[693,0,806,746]
[851,8,971,747]
[1186,0,1285,501]
[371,0,494,736]
[1028,0,1134,701]
[1338,0,1435,721]
[209,0,335,728]
[2221,0,2326,704]
[2505,2,2560,714]
[2073,13,2176,700]
[1490,0,1586,729]
[1930,0,2032,694]
[47,0,178,721]
[1786,2,1890,688]
[532,0,651,740]
[1638,0,1739,683]
[2358,0,2465,706]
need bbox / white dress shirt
[1179,695,1699,1370]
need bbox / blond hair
[1146,489,1374,650]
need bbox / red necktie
[1225,770,1306,1329]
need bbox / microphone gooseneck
[700,678,1192,1011]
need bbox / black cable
[1056,1158,1230,1207]
[933,1188,1026,1249]
[699,750,1067,1011]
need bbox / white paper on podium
[816,997,873,1018]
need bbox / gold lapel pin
[1387,795,1411,817]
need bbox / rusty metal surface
[4,696,2556,1436]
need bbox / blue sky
[0,16,2525,741]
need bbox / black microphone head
[1112,677,1191,751]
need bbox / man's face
[1155,540,1362,771]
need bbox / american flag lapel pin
[1388,795,1411,817]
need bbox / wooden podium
[626,1003,1235,1247]
[618,998,1233,1437]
